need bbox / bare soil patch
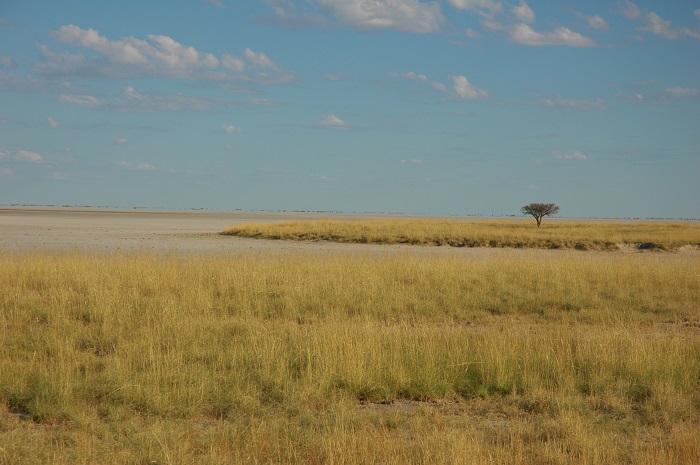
[2,208,698,259]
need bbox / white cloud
[576,12,610,31]
[451,75,488,100]
[319,114,350,129]
[0,56,14,67]
[205,0,224,7]
[644,12,679,39]
[48,116,59,127]
[262,0,331,29]
[512,1,534,24]
[315,0,444,33]
[249,97,284,106]
[60,86,216,112]
[0,168,13,176]
[400,71,428,81]
[0,150,44,163]
[510,23,595,46]
[449,0,501,14]
[59,93,104,107]
[620,2,700,40]
[223,124,241,134]
[465,28,480,38]
[137,163,157,171]
[620,0,641,20]
[114,138,128,144]
[541,96,607,110]
[665,87,700,98]
[244,48,278,69]
[36,25,294,83]
[401,159,423,164]
[432,81,446,92]
[554,151,588,160]
[222,54,245,72]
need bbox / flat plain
[1,208,699,464]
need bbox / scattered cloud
[205,0,224,7]
[261,0,331,29]
[0,168,14,176]
[432,81,447,92]
[59,86,221,112]
[137,163,157,171]
[401,159,423,164]
[398,71,428,81]
[243,48,278,69]
[510,23,595,46]
[248,97,284,106]
[48,116,59,127]
[554,150,588,160]
[464,28,480,38]
[35,25,295,83]
[615,82,699,104]
[59,93,104,107]
[325,72,349,81]
[575,12,610,31]
[541,96,608,110]
[223,124,241,133]
[0,56,14,67]
[318,114,350,129]
[448,0,502,14]
[0,150,44,163]
[620,2,700,40]
[512,1,534,24]
[0,69,72,93]
[315,0,445,33]
[644,12,680,39]
[114,138,128,144]
[665,87,700,98]
[451,75,489,100]
[620,1,641,20]
[51,171,69,180]
[221,54,245,72]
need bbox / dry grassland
[223,218,700,251]
[1,245,699,463]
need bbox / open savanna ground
[223,218,700,251]
[1,248,699,464]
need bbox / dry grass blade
[1,250,699,463]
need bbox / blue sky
[1,1,698,218]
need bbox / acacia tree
[521,203,559,227]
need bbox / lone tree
[521,203,559,227]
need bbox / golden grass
[1,250,699,464]
[222,218,700,251]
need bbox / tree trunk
[536,217,541,227]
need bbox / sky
[1,0,699,218]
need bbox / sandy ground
[0,208,362,255]
[1,207,696,260]
[0,208,449,256]
[0,207,530,258]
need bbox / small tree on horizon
[521,203,560,227]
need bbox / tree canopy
[521,203,560,227]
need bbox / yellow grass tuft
[223,218,700,251]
